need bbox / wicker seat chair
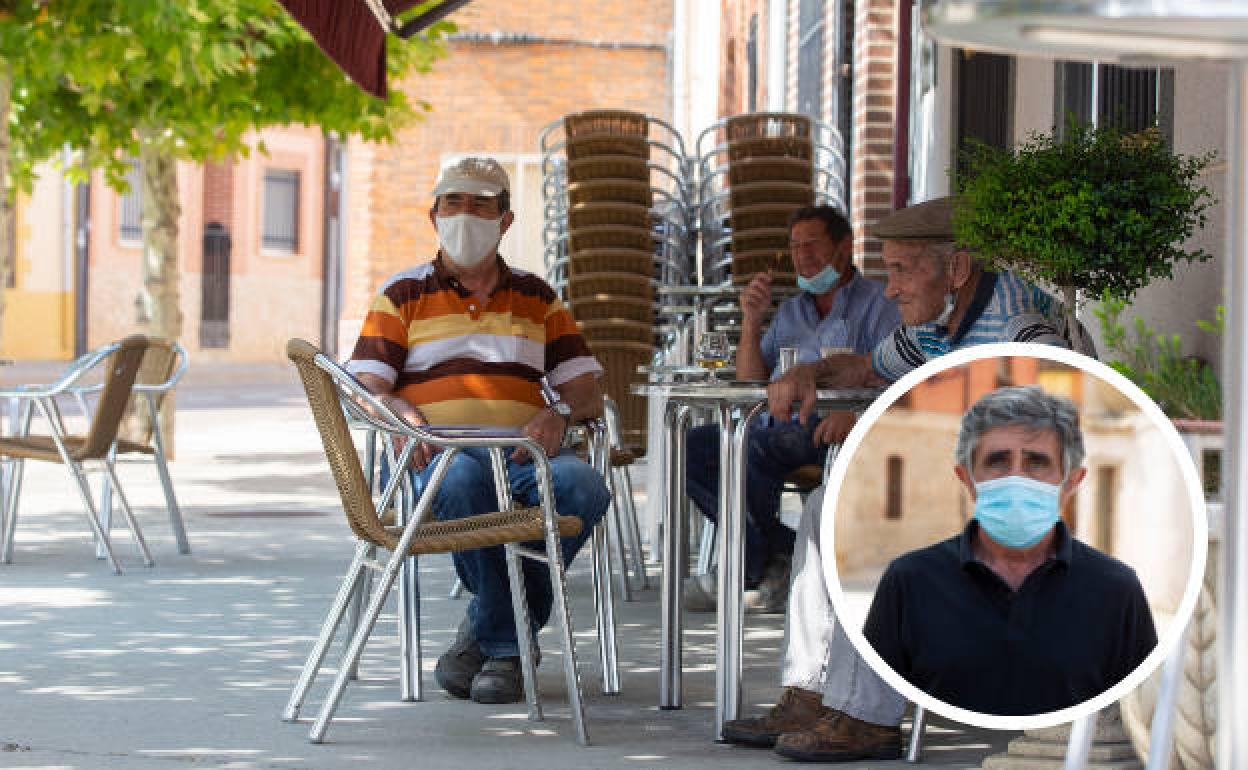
[68,339,191,555]
[0,335,152,573]
[283,339,592,745]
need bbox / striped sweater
[347,257,603,427]
[871,271,1070,382]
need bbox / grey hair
[917,240,957,275]
[955,385,1085,477]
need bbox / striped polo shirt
[347,256,603,427]
[871,271,1070,382]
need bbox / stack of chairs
[539,109,695,454]
[696,112,846,290]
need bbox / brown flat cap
[867,196,954,241]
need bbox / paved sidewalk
[0,372,1013,770]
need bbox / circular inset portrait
[820,342,1207,730]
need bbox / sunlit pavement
[0,363,1011,769]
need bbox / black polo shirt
[862,521,1157,716]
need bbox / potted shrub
[953,121,1216,355]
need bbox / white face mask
[437,213,501,269]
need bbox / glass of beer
[696,331,731,381]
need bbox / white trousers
[780,485,907,726]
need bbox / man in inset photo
[862,385,1158,716]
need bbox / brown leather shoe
[720,687,829,748]
[773,709,903,762]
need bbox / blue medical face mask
[972,475,1062,549]
[797,265,841,294]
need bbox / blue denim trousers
[684,418,827,587]
[401,447,610,657]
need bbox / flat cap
[867,196,954,241]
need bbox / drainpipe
[893,0,913,209]
[61,145,76,355]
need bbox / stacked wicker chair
[696,112,846,290]
[539,109,695,454]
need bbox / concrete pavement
[0,364,1013,770]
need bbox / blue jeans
[402,447,610,657]
[685,418,827,587]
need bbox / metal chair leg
[489,447,544,722]
[344,551,373,682]
[284,544,371,721]
[397,554,422,702]
[695,515,716,576]
[149,413,190,554]
[1063,710,1100,770]
[0,458,22,564]
[95,456,115,560]
[590,523,621,695]
[308,548,409,743]
[505,543,544,722]
[102,459,154,567]
[548,526,590,745]
[615,464,649,589]
[906,705,926,762]
[1146,622,1190,770]
[2,457,26,564]
[605,492,633,602]
[64,462,123,574]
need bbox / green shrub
[1092,293,1222,421]
[954,121,1216,306]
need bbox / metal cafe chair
[282,339,591,745]
[68,340,191,555]
[0,334,153,573]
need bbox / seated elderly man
[864,385,1156,716]
[347,157,610,706]
[683,206,900,613]
[724,196,1075,762]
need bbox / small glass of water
[696,331,731,381]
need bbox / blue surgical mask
[797,265,840,295]
[972,475,1061,549]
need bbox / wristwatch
[548,401,572,427]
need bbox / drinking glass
[696,331,731,381]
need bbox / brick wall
[343,0,673,323]
[850,0,897,277]
[202,161,234,233]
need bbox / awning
[277,0,473,98]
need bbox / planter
[1120,420,1220,769]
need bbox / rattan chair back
[116,339,185,447]
[588,340,654,453]
[287,339,393,549]
[724,112,813,140]
[564,109,649,138]
[729,181,814,209]
[79,335,151,460]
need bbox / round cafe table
[631,378,880,741]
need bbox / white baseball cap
[432,157,510,198]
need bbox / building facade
[2,125,333,363]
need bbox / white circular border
[819,341,1209,731]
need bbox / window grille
[119,159,143,243]
[263,169,300,252]
[796,0,825,119]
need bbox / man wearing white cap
[347,157,610,705]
